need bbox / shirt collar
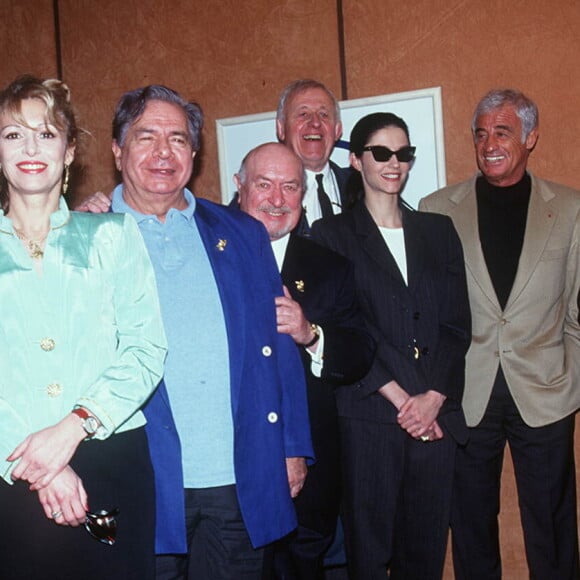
[270,233,290,272]
[111,184,196,223]
[305,163,331,186]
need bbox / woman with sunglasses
[312,112,471,579]
[0,75,166,579]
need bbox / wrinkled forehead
[132,100,189,133]
[286,88,336,114]
[251,164,303,188]
[475,105,521,130]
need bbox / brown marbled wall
[57,0,342,205]
[1,0,58,82]
[3,1,578,576]
[342,0,580,192]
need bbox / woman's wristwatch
[71,407,99,438]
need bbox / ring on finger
[51,510,62,519]
[419,434,430,442]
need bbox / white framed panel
[216,87,446,208]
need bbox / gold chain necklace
[13,227,49,260]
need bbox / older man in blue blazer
[78,85,313,580]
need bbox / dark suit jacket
[281,231,374,530]
[330,160,352,205]
[312,202,471,443]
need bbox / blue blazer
[143,198,314,553]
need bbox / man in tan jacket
[420,88,579,580]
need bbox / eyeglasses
[85,507,119,546]
[362,145,416,163]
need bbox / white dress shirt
[379,226,408,285]
[271,234,325,376]
[303,165,342,226]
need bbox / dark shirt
[476,173,531,309]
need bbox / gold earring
[62,165,70,195]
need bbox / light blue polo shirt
[112,185,234,488]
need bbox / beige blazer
[420,173,579,427]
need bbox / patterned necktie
[315,173,334,219]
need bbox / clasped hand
[38,466,88,527]
[8,414,85,490]
[397,391,446,441]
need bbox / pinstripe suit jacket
[312,201,471,443]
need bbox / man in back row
[276,79,350,235]
[420,88,579,579]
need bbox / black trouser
[0,428,155,580]
[340,417,456,580]
[451,369,579,580]
[266,418,341,580]
[156,485,264,580]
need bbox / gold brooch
[40,338,56,352]
[216,239,227,251]
[295,280,305,293]
[46,383,63,397]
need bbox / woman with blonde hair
[0,75,166,579]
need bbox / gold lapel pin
[216,239,227,251]
[295,280,305,293]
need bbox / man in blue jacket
[79,84,313,580]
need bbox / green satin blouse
[0,198,167,482]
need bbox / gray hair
[112,84,203,150]
[276,79,341,124]
[472,89,538,142]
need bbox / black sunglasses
[362,145,416,163]
[85,507,119,546]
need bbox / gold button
[40,338,55,351]
[262,346,272,357]
[46,383,63,397]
